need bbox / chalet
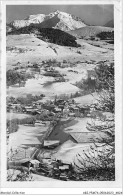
[25,109,35,115]
[68,113,75,117]
[63,108,69,116]
[25,107,40,115]
[25,106,33,110]
[78,105,90,115]
[30,159,40,168]
[58,104,64,111]
[69,132,102,143]
[43,140,60,148]
[54,99,65,105]
[36,104,42,109]
[35,120,46,126]
[42,104,55,111]
[41,109,50,115]
[59,165,69,170]
[59,173,69,181]
[68,99,75,104]
[53,107,62,113]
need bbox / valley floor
[6,33,114,181]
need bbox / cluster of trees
[16,94,45,105]
[96,31,114,40]
[8,24,80,47]
[75,62,114,103]
[95,62,114,113]
[7,117,36,133]
[6,70,33,86]
[37,28,80,47]
[73,61,115,180]
[73,144,115,180]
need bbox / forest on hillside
[7,24,80,47]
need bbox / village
[7,79,99,181]
[6,54,115,182]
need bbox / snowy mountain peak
[26,14,46,21]
[9,10,87,31]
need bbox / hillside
[7,25,80,47]
[104,20,114,28]
[68,26,114,39]
[9,10,86,32]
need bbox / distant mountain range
[7,10,86,32]
[6,10,114,47]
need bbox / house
[69,132,102,143]
[36,104,42,109]
[53,107,62,113]
[35,120,46,126]
[25,108,40,115]
[59,173,69,180]
[30,159,40,168]
[59,165,69,170]
[42,104,55,111]
[68,113,75,117]
[54,99,66,106]
[78,105,90,115]
[63,108,69,117]
[41,109,50,115]
[43,140,60,148]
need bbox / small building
[55,99,65,106]
[68,113,75,117]
[35,120,45,126]
[30,159,40,168]
[63,108,69,116]
[43,140,60,148]
[54,107,62,113]
[59,173,69,181]
[78,105,90,115]
[59,165,69,170]
[69,132,101,143]
[42,104,55,111]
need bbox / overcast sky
[6,4,114,26]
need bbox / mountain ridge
[68,26,114,39]
[104,20,114,28]
[8,10,86,32]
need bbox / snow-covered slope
[6,34,114,70]
[9,10,86,31]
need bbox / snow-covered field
[6,34,113,70]
[7,112,31,120]
[8,124,48,150]
[7,76,80,98]
[6,34,113,99]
